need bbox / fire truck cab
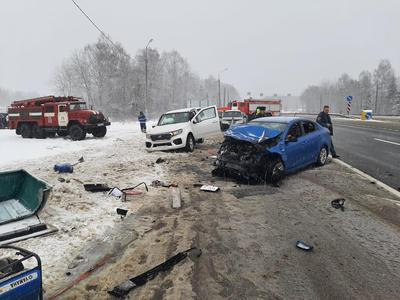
[8,96,110,140]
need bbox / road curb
[332,158,400,200]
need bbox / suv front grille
[151,133,171,141]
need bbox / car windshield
[158,112,190,126]
[223,111,242,118]
[250,121,288,133]
[69,103,87,111]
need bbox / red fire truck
[218,98,282,117]
[8,96,110,140]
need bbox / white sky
[0,0,399,97]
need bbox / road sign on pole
[346,95,353,115]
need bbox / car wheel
[92,126,107,138]
[21,123,33,138]
[69,124,86,141]
[185,134,195,152]
[316,146,328,166]
[265,157,285,183]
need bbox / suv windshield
[69,103,87,111]
[158,112,190,126]
[250,121,288,133]
[223,111,242,118]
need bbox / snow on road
[0,122,138,167]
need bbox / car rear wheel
[316,146,328,166]
[21,123,33,138]
[185,134,195,152]
[265,157,285,183]
[92,126,107,138]
[69,124,86,141]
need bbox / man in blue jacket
[317,105,340,158]
[138,111,147,133]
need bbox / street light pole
[144,38,154,115]
[218,68,228,107]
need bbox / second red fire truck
[219,98,282,117]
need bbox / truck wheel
[21,123,33,138]
[57,131,68,137]
[33,125,46,139]
[69,124,86,141]
[92,126,107,138]
[184,134,195,152]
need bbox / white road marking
[333,159,400,200]
[374,138,400,146]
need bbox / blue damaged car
[213,117,332,183]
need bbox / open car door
[192,106,220,138]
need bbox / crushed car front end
[213,124,283,183]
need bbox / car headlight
[146,133,151,139]
[170,129,183,136]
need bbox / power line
[70,0,118,49]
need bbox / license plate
[97,123,104,126]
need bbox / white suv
[145,106,220,152]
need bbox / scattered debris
[370,181,376,184]
[71,178,84,184]
[108,183,149,201]
[170,187,182,209]
[200,185,220,192]
[54,163,74,173]
[331,198,345,211]
[108,248,202,298]
[72,156,85,166]
[193,183,203,187]
[296,240,313,251]
[151,180,177,188]
[108,187,124,198]
[116,208,128,219]
[84,184,111,192]
[155,158,167,164]
[58,177,66,183]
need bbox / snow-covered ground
[0,122,176,296]
[0,122,139,166]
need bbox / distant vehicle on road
[219,98,281,117]
[145,106,220,152]
[220,110,247,130]
[0,113,7,129]
[213,117,332,183]
[7,96,110,140]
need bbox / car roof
[165,107,199,114]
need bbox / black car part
[108,248,202,298]
[331,198,345,211]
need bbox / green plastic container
[0,170,51,226]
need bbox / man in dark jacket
[138,111,147,133]
[317,105,340,158]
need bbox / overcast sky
[1,0,399,97]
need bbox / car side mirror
[285,135,297,143]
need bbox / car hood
[148,123,188,134]
[224,124,281,144]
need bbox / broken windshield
[249,121,288,133]
[158,112,190,126]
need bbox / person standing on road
[138,111,147,133]
[317,105,340,158]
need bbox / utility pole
[144,38,154,115]
[374,83,379,114]
[218,68,228,107]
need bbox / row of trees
[0,88,38,109]
[53,37,240,119]
[300,60,400,115]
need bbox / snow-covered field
[0,122,139,166]
[0,122,175,296]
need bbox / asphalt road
[331,118,400,190]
